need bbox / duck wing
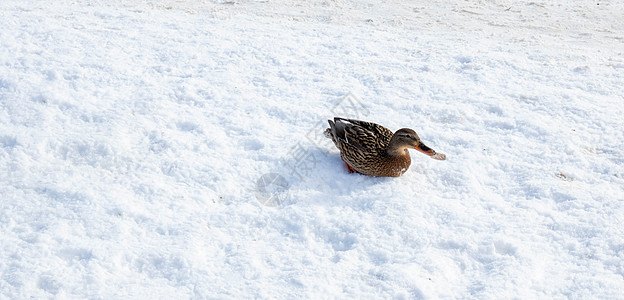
[333,117,393,153]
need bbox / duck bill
[414,142,436,156]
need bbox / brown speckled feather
[339,118,393,154]
[325,117,446,177]
[325,117,412,177]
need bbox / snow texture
[1,0,624,298]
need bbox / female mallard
[324,117,446,177]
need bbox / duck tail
[324,119,335,139]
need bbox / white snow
[1,0,624,298]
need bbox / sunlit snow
[1,0,623,298]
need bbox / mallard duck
[324,117,446,177]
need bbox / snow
[1,0,624,298]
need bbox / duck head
[388,128,444,159]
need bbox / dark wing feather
[334,118,393,150]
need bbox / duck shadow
[302,146,397,198]
[253,143,396,207]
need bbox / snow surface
[1,0,624,298]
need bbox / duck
[324,117,446,177]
